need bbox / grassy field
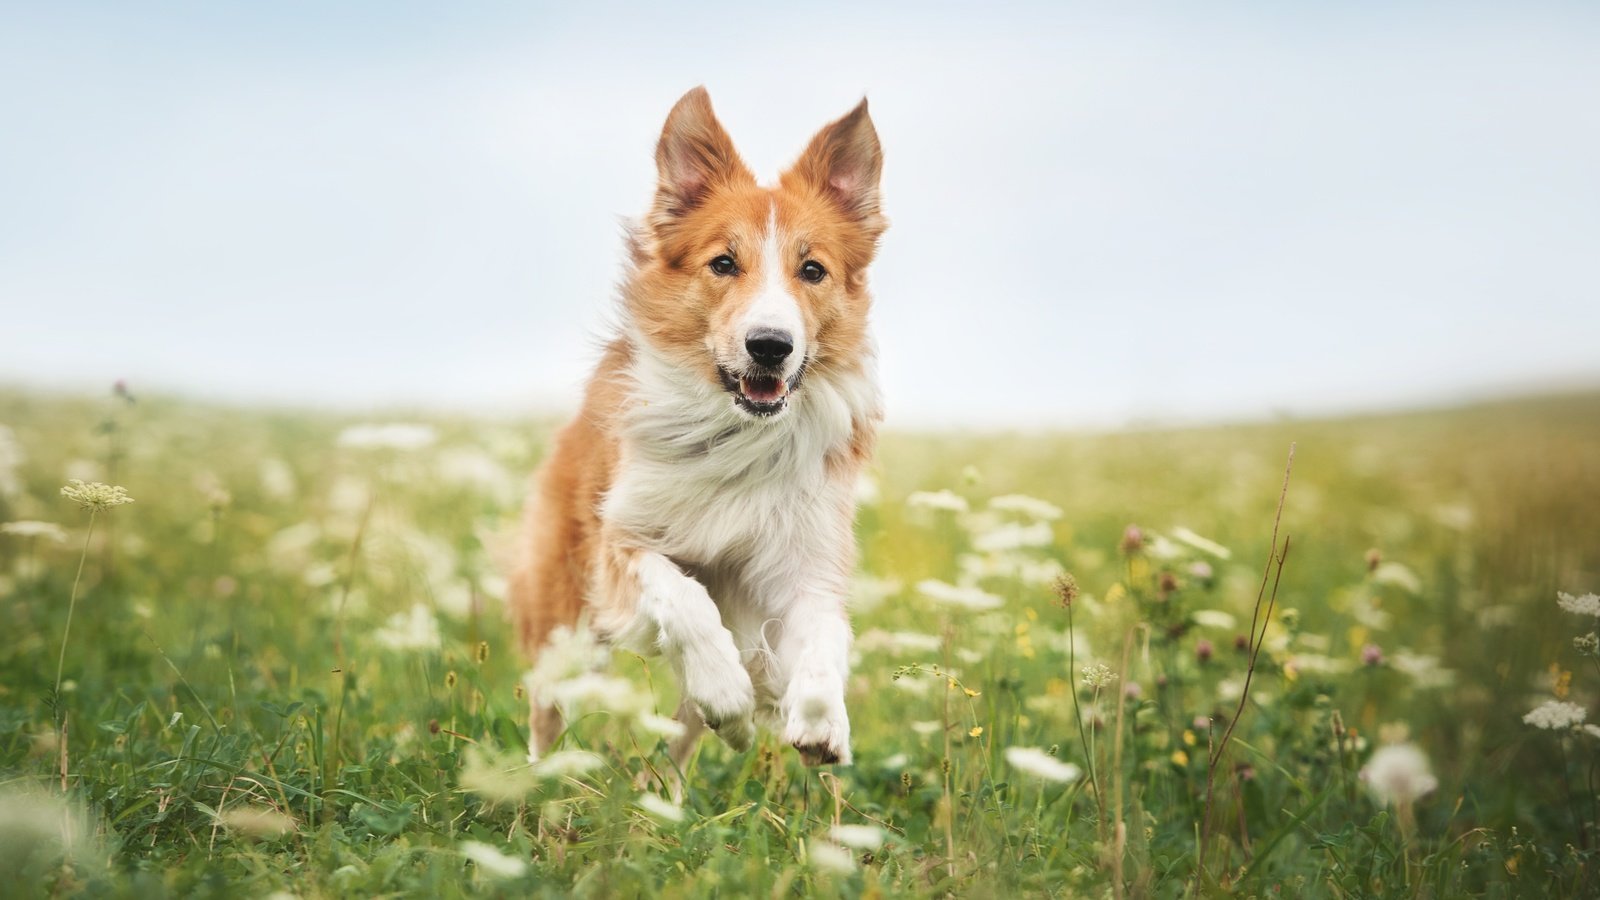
[2,386,1598,897]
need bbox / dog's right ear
[652,87,753,223]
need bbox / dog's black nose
[745,329,793,368]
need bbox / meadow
[2,386,1598,898]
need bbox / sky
[2,1,1597,429]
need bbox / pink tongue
[742,376,784,403]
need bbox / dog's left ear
[785,98,885,231]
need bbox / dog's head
[624,87,885,419]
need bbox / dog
[508,87,886,770]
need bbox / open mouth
[718,365,804,417]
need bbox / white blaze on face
[738,205,807,378]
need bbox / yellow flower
[964,688,980,698]
[1182,730,1196,747]
[968,726,984,738]
[1551,665,1573,700]
[1171,750,1189,767]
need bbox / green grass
[2,387,1598,897]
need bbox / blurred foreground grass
[1,387,1598,897]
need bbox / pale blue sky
[2,2,1597,427]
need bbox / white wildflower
[1082,664,1117,689]
[1372,562,1422,594]
[458,747,539,806]
[1432,503,1474,531]
[336,422,437,451]
[258,458,297,500]
[1290,653,1354,675]
[636,793,684,823]
[988,494,1062,521]
[880,753,909,769]
[831,823,885,850]
[1583,725,1600,740]
[216,806,296,839]
[910,720,942,736]
[59,480,134,512]
[0,521,68,542]
[906,489,968,514]
[266,522,322,572]
[373,604,441,651]
[437,447,516,499]
[1359,743,1437,806]
[459,841,527,878]
[1558,591,1600,618]
[1191,609,1237,630]
[916,578,1002,611]
[807,839,857,875]
[530,750,605,780]
[1390,651,1455,689]
[856,629,943,656]
[1170,527,1231,559]
[637,713,687,739]
[1004,746,1083,783]
[1146,535,1181,560]
[1524,700,1587,730]
[545,672,650,718]
[0,786,101,873]
[971,521,1054,553]
[0,425,21,498]
[848,574,902,613]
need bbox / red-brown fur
[507,87,884,761]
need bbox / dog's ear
[785,98,884,231]
[653,87,753,222]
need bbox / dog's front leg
[611,549,756,751]
[776,595,853,765]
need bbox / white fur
[602,327,879,761]
[733,208,807,378]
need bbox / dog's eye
[799,260,827,284]
[709,255,738,276]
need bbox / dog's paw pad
[794,741,845,766]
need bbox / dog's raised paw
[782,677,851,765]
[793,741,843,766]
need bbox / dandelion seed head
[1359,743,1438,806]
